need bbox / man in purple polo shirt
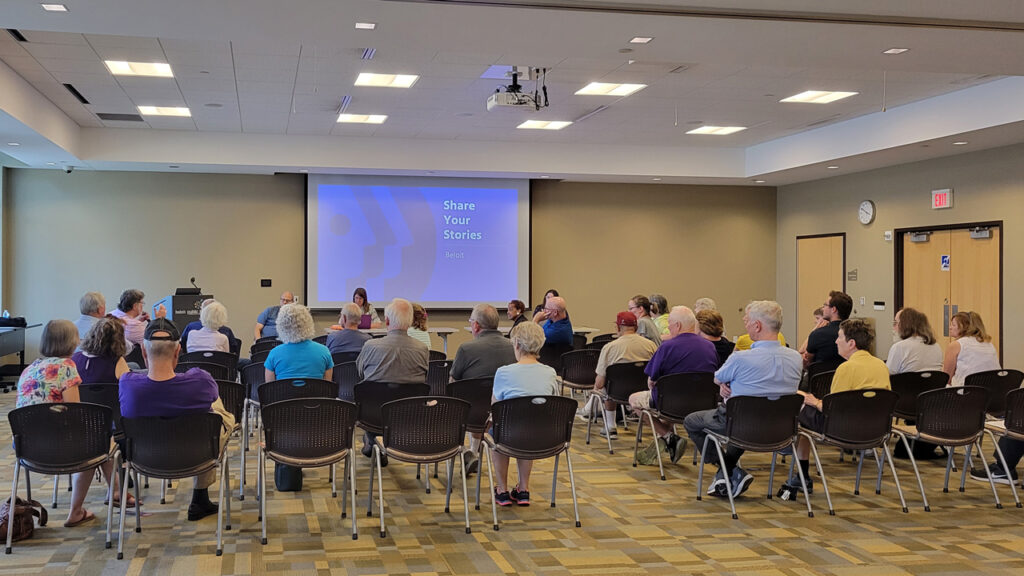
[119,318,234,521]
[631,306,719,463]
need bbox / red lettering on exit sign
[932,188,952,209]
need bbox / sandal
[64,509,96,528]
[105,494,139,508]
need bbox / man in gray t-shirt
[327,303,373,355]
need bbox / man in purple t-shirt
[119,318,234,521]
[631,306,719,463]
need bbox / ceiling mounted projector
[485,66,549,112]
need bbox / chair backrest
[889,370,950,419]
[428,349,447,363]
[181,351,239,380]
[121,412,222,478]
[538,342,573,372]
[77,383,122,433]
[381,396,470,457]
[652,372,718,420]
[916,386,989,443]
[964,369,1024,418]
[572,333,587,350]
[258,378,338,406]
[332,361,360,402]
[216,380,246,423]
[124,345,146,369]
[820,388,898,448]
[604,361,649,403]
[806,361,841,381]
[724,394,804,451]
[592,333,616,344]
[176,360,232,381]
[560,349,600,388]
[807,370,836,400]
[9,403,113,470]
[250,339,281,355]
[240,361,267,401]
[262,398,357,461]
[353,381,430,434]
[446,377,495,433]
[585,340,609,351]
[250,349,272,363]
[1003,388,1024,436]
[490,395,576,460]
[427,360,453,396]
[312,334,328,345]
[331,351,361,366]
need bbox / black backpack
[274,463,303,491]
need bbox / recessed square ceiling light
[883,48,910,55]
[7,142,20,146]
[41,4,67,12]
[630,37,653,44]
[355,73,419,88]
[780,90,858,104]
[575,82,647,96]
[952,141,968,145]
[686,125,747,135]
[517,120,572,130]
[355,22,377,30]
[337,113,388,124]
[137,105,191,117]
[105,61,174,77]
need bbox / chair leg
[880,443,909,513]
[565,450,581,528]
[6,461,21,554]
[696,436,711,501]
[711,439,738,519]
[460,451,471,534]
[485,444,498,531]
[873,448,884,495]
[367,448,377,518]
[550,454,560,507]
[23,468,31,504]
[67,474,72,492]
[444,458,453,513]
[341,459,349,518]
[105,455,117,549]
[116,463,129,559]
[767,452,778,499]
[52,474,59,508]
[854,450,865,495]
[632,412,644,468]
[988,430,1022,508]
[224,455,232,532]
[434,462,439,479]
[896,432,930,511]
[239,428,247,501]
[216,461,225,557]
[160,478,166,505]
[260,448,267,545]
[805,438,831,515]
[619,404,629,431]
[134,469,142,534]
[585,398,596,445]
[349,451,358,540]
[331,463,337,498]
[958,444,973,492]
[973,441,1002,509]
[374,446,385,538]
[417,463,421,480]
[474,444,484,511]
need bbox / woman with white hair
[187,300,231,353]
[264,303,333,381]
[490,322,559,507]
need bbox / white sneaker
[575,407,598,422]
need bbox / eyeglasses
[281,298,294,303]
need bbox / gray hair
[509,321,546,356]
[669,306,698,333]
[746,300,783,333]
[694,297,718,313]
[144,339,179,361]
[117,289,145,313]
[649,294,668,316]
[276,303,316,343]
[341,302,363,326]
[384,298,413,331]
[40,319,79,358]
[200,301,228,331]
[79,292,105,315]
[470,303,500,330]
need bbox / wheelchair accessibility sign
[941,255,950,271]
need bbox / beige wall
[776,143,1024,367]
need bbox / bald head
[668,305,698,336]
[280,291,295,305]
[385,298,414,331]
[547,296,567,320]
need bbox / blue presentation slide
[314,183,523,306]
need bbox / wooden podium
[154,291,212,333]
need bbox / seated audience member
[264,304,333,381]
[629,295,663,348]
[255,291,294,340]
[72,317,130,383]
[886,307,942,374]
[797,307,826,355]
[697,309,735,368]
[73,291,135,354]
[408,303,433,348]
[353,287,382,328]
[507,299,528,330]
[694,297,718,313]
[491,322,559,506]
[181,299,241,355]
[780,319,890,499]
[186,300,231,353]
[326,302,373,354]
[451,303,517,474]
[119,319,234,521]
[684,301,802,499]
[972,436,1024,485]
[585,311,659,440]
[944,311,1000,387]
[803,290,852,368]
[532,288,559,317]
[632,306,718,461]
[111,289,165,348]
[532,295,573,347]
[650,293,670,337]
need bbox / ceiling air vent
[63,83,90,105]
[97,113,145,122]
[7,29,27,42]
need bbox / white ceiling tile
[237,80,294,95]
[19,31,88,46]
[21,43,97,60]
[35,57,110,75]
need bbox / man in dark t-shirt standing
[803,290,852,369]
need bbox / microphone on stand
[191,276,200,291]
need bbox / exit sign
[932,188,953,209]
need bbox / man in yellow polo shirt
[779,318,890,500]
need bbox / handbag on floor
[274,463,303,491]
[0,497,47,543]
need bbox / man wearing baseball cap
[118,318,235,521]
[579,311,658,441]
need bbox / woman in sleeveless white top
[943,311,1000,387]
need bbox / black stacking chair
[696,394,811,520]
[889,371,949,422]
[257,378,338,406]
[427,360,453,396]
[485,396,581,531]
[798,389,907,515]
[572,333,587,350]
[118,412,229,559]
[6,403,118,554]
[312,334,328,345]
[585,341,609,351]
[429,350,447,363]
[538,342,573,373]
[892,386,1003,511]
[124,346,146,369]
[254,336,280,345]
[177,361,232,381]
[259,398,358,543]
[250,349,272,364]
[216,380,246,500]
[807,370,836,401]
[806,361,841,383]
[333,361,360,402]
[592,333,616,344]
[447,377,496,508]
[558,349,600,396]
[182,351,239,381]
[369,397,472,537]
[965,369,1024,418]
[984,387,1024,508]
[239,362,268,499]
[250,339,281,356]
[632,372,717,480]
[332,351,361,366]
[353,382,430,477]
[587,361,648,452]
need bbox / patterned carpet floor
[1,391,1022,575]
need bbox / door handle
[943,304,949,337]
